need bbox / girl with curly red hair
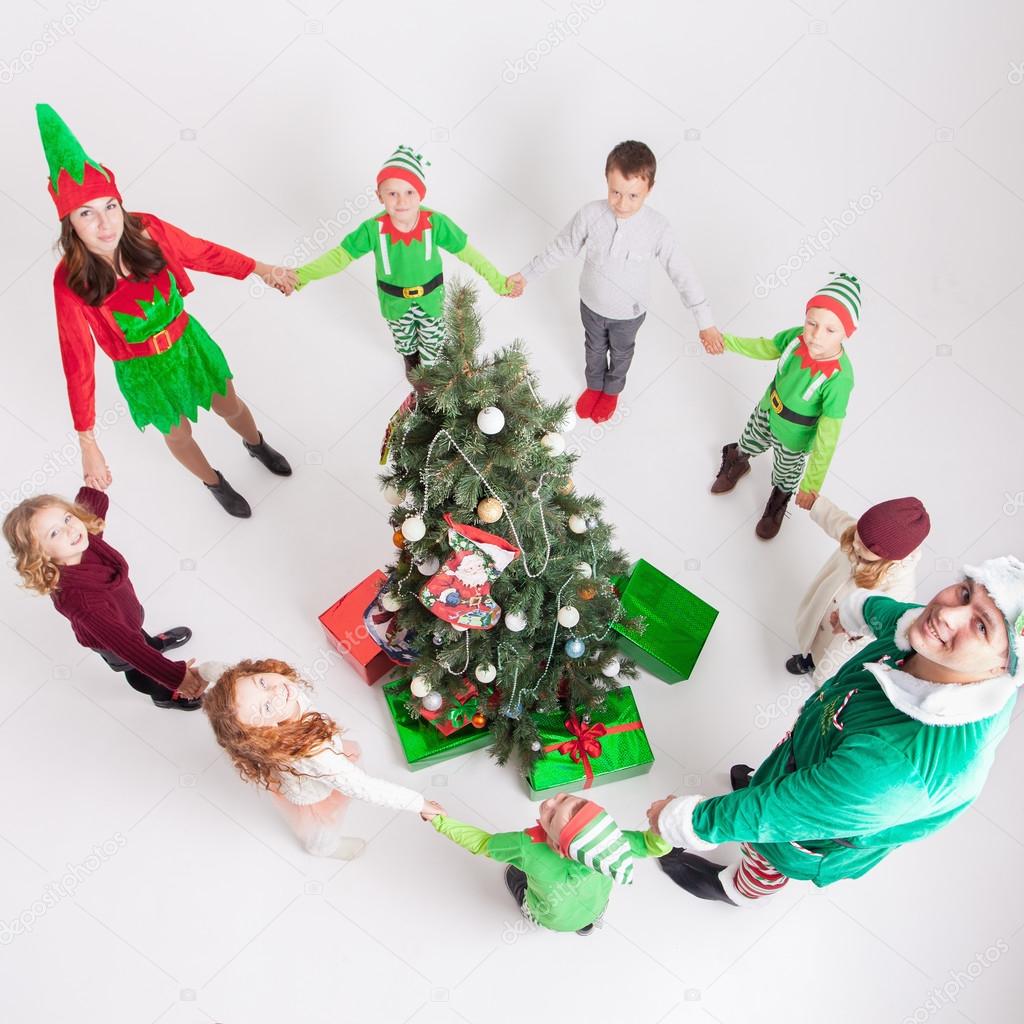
[201,659,443,859]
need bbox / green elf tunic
[723,326,855,493]
[431,815,669,931]
[660,591,1016,885]
[294,208,508,363]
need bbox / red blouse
[52,213,256,431]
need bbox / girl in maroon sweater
[3,487,206,711]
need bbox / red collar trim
[524,823,548,844]
[795,336,842,378]
[377,209,432,246]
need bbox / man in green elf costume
[289,145,514,375]
[705,272,859,539]
[646,556,1024,906]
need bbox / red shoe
[591,392,619,423]
[575,389,602,419]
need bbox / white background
[1,1,1023,1022]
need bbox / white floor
[2,1,1023,1022]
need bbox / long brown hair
[203,659,338,790]
[840,525,899,589]
[2,494,106,595]
[58,205,166,306]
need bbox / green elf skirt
[113,316,233,434]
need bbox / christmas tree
[380,281,640,773]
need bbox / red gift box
[419,680,479,736]
[319,571,399,685]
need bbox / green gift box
[525,686,654,800]
[382,678,492,770]
[612,559,718,684]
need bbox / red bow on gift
[543,711,641,789]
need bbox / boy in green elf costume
[422,792,669,935]
[705,272,860,540]
[286,146,514,375]
[647,555,1024,906]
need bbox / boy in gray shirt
[509,140,722,423]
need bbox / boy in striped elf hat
[706,272,860,540]
[289,145,516,380]
[423,792,668,935]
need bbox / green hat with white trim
[559,800,635,885]
[963,556,1024,678]
[807,271,861,336]
[377,144,430,199]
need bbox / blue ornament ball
[504,701,524,719]
[564,638,586,659]
[443,591,460,606]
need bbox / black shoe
[658,849,737,906]
[152,695,202,711]
[786,653,814,675]
[730,764,755,791]
[244,432,292,476]
[576,924,595,936]
[205,470,252,518]
[150,627,192,652]
[504,865,528,909]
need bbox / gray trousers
[579,301,646,395]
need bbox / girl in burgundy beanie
[786,494,930,679]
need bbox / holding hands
[79,433,112,490]
[646,794,676,837]
[253,261,298,296]
[176,659,209,700]
[699,325,725,355]
[795,489,818,510]
[505,272,526,298]
[420,800,446,821]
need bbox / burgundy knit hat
[856,497,930,561]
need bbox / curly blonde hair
[840,525,899,589]
[202,659,338,790]
[2,494,106,595]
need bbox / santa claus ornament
[417,513,520,630]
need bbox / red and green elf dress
[38,104,255,435]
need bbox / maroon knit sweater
[49,487,186,692]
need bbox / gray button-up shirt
[521,200,714,328]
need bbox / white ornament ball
[416,556,440,576]
[477,406,505,435]
[601,657,621,678]
[380,592,403,612]
[401,515,426,542]
[561,410,577,433]
[474,663,497,684]
[541,432,566,456]
[382,485,406,506]
[504,611,528,632]
[421,690,444,712]
[568,514,588,534]
[557,605,581,628]
[576,562,592,578]
[410,674,432,698]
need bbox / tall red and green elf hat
[36,103,121,219]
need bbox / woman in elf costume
[287,145,516,377]
[647,555,1023,906]
[705,272,860,540]
[38,104,293,518]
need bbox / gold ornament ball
[392,529,406,548]
[558,477,574,495]
[578,583,598,601]
[477,497,504,523]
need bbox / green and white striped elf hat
[560,801,635,886]
[807,271,861,336]
[377,144,430,199]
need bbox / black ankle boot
[785,653,815,675]
[152,695,203,711]
[205,470,251,518]
[504,865,528,909]
[244,432,292,476]
[150,627,192,652]
[730,763,755,791]
[658,849,737,905]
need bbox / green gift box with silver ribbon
[382,678,492,770]
[612,559,718,683]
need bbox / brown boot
[755,486,792,540]
[711,443,751,494]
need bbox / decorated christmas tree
[379,281,641,773]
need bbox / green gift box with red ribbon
[612,559,718,684]
[382,678,492,770]
[525,686,654,800]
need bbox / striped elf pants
[386,304,446,366]
[737,405,808,494]
[731,843,790,900]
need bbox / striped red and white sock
[732,843,789,900]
